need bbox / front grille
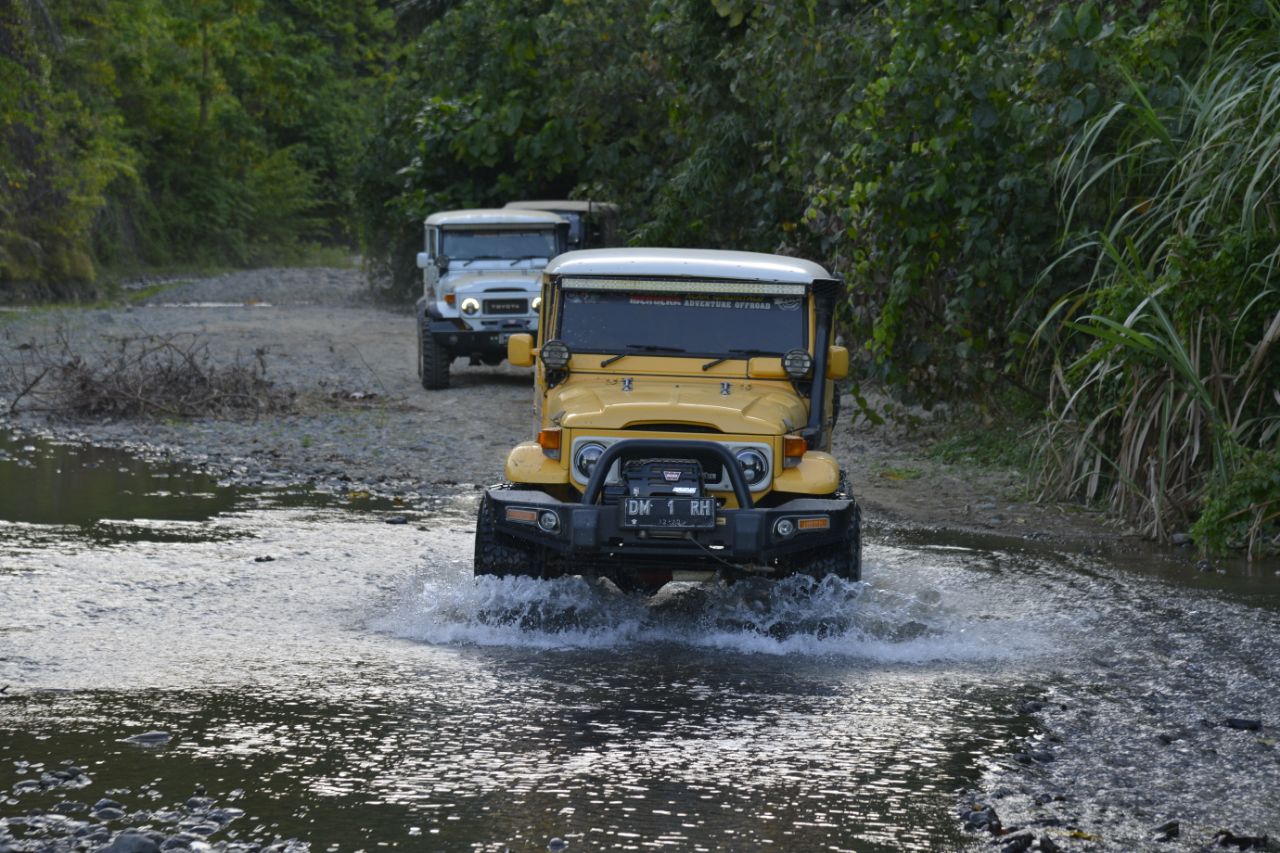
[484,298,528,314]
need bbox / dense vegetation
[1,0,392,296]
[4,0,1277,554]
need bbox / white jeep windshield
[557,288,806,357]
[442,229,557,261]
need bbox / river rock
[93,807,126,821]
[1170,532,1193,546]
[1152,819,1179,842]
[999,831,1034,853]
[960,802,1002,834]
[101,831,162,853]
[1211,829,1269,850]
[93,799,124,812]
[1222,718,1262,731]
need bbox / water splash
[376,543,1074,662]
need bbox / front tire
[418,319,450,390]
[792,502,862,582]
[474,492,544,578]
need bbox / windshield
[441,229,557,261]
[557,288,806,356]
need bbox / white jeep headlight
[574,441,606,478]
[461,297,480,315]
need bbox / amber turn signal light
[537,427,562,459]
[444,293,456,306]
[782,435,806,467]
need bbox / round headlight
[531,296,542,311]
[735,448,768,486]
[574,442,606,478]
[537,510,559,533]
[783,348,813,378]
[460,297,481,315]
[775,518,795,538]
[541,339,571,370]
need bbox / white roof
[505,200,619,214]
[545,248,831,283]
[425,208,565,228]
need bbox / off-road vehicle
[475,248,861,591]
[503,200,620,251]
[414,208,569,389]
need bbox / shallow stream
[1,433,1277,851]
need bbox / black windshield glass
[558,288,805,356]
[442,229,557,260]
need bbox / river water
[1,433,1277,852]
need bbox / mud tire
[418,318,450,390]
[474,491,544,578]
[793,501,862,582]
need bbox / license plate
[622,497,716,530]
[485,299,527,314]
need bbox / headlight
[574,442,606,478]
[461,297,480,315]
[783,349,813,379]
[735,448,768,485]
[541,339,571,370]
[531,296,542,311]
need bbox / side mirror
[508,334,535,367]
[415,252,431,269]
[827,345,850,380]
[435,254,450,272]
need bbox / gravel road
[0,265,1120,545]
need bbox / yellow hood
[548,377,808,435]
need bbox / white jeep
[414,208,569,389]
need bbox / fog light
[531,295,542,311]
[775,518,795,538]
[461,297,480,315]
[538,511,559,533]
[540,339,571,370]
[783,348,813,378]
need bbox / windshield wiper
[701,348,778,371]
[600,344,687,367]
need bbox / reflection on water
[0,445,1277,850]
[0,429,238,528]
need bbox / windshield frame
[551,276,810,362]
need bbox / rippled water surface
[2,438,1278,851]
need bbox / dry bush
[3,330,292,419]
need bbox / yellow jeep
[476,248,861,591]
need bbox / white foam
[375,544,1075,663]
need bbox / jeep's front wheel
[792,502,862,582]
[474,492,543,578]
[418,319,450,390]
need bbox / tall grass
[1033,21,1280,557]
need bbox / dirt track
[0,265,1121,546]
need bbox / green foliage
[1192,446,1280,557]
[1034,6,1280,556]
[2,0,393,296]
[805,1,1191,410]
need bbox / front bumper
[427,318,530,355]
[486,486,854,565]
